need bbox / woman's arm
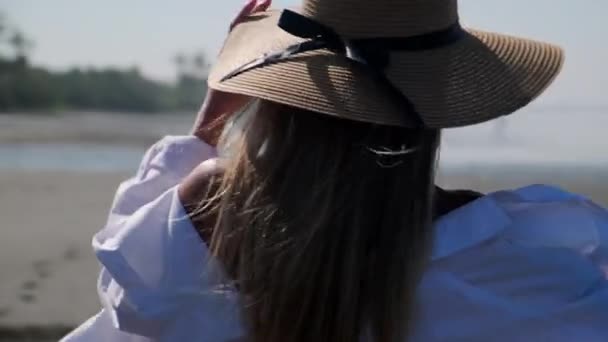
[62,2,272,341]
[62,136,236,342]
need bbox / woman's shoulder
[417,185,608,341]
[493,183,592,205]
[432,184,608,260]
[491,184,608,253]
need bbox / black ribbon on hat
[221,9,466,127]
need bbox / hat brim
[209,10,564,128]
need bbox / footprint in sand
[22,246,82,306]
[22,262,47,306]
[63,245,81,261]
[18,293,36,304]
[32,260,52,279]
[0,306,11,318]
[19,280,40,304]
[21,280,39,291]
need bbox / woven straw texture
[209,1,564,128]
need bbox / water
[0,143,145,172]
[0,110,606,172]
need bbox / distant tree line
[0,13,208,113]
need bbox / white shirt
[62,136,608,342]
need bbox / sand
[0,112,192,340]
[0,172,128,328]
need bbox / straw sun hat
[209,0,564,128]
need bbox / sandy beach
[0,112,607,340]
[0,171,128,341]
[0,171,127,324]
[0,112,193,340]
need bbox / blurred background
[0,0,606,340]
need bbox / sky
[1,0,607,106]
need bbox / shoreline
[0,112,193,146]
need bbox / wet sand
[0,171,128,329]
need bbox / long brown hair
[194,100,440,342]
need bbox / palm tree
[192,52,208,78]
[173,53,188,77]
[0,12,5,39]
[10,31,33,60]
[0,12,6,56]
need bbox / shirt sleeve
[61,136,244,342]
[109,135,218,216]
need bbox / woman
[64,0,608,341]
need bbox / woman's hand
[191,0,272,146]
[181,0,272,212]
